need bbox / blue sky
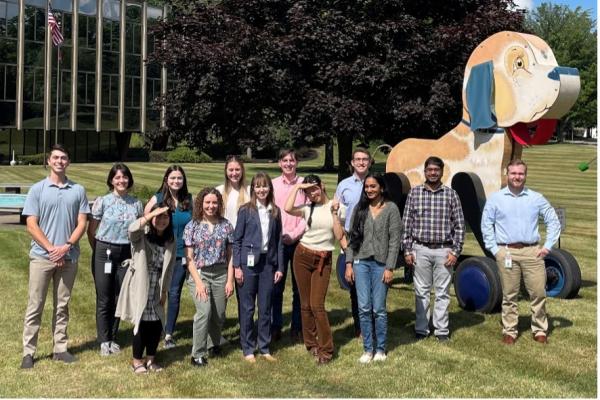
[516,0,597,21]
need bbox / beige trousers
[495,246,547,338]
[23,257,78,356]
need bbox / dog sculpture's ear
[466,61,497,131]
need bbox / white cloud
[513,0,534,10]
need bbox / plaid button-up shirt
[402,184,465,255]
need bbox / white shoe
[100,342,111,356]
[109,341,121,353]
[358,352,373,364]
[373,352,387,362]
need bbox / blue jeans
[165,258,187,336]
[271,243,302,332]
[354,258,388,353]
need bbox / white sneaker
[109,341,121,353]
[100,342,111,356]
[358,352,373,364]
[373,352,387,362]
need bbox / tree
[525,3,597,139]
[152,0,524,181]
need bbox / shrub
[166,147,212,163]
[149,151,168,162]
[17,153,45,165]
[129,184,155,204]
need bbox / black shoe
[415,333,428,341]
[209,345,222,357]
[20,354,34,369]
[191,356,208,367]
[436,335,450,342]
[272,329,282,342]
[52,351,77,363]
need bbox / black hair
[303,174,323,228]
[424,156,444,170]
[106,163,134,190]
[147,202,174,246]
[47,143,70,159]
[157,165,191,211]
[349,173,389,252]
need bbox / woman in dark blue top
[144,165,192,349]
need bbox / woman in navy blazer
[233,172,284,362]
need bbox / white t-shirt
[216,184,250,228]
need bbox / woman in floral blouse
[88,163,143,356]
[183,187,235,367]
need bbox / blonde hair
[222,155,249,209]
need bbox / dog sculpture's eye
[514,57,525,71]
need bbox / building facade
[0,0,166,162]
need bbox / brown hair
[192,187,224,221]
[222,155,249,209]
[507,158,528,173]
[47,144,70,159]
[242,172,280,219]
[278,148,297,161]
[157,165,191,211]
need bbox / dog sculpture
[386,31,580,197]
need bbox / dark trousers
[238,254,275,356]
[165,258,187,335]
[339,252,361,334]
[293,244,334,360]
[132,320,163,359]
[271,242,302,332]
[93,241,130,343]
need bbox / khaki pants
[495,246,547,338]
[23,257,78,356]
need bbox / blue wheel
[454,257,501,313]
[545,249,581,299]
[336,253,351,291]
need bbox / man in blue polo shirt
[481,159,560,345]
[20,144,90,369]
[335,147,372,338]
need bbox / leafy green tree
[525,3,597,137]
[152,0,524,180]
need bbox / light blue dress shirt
[335,174,364,232]
[481,187,561,256]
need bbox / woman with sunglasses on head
[115,204,175,374]
[284,174,344,365]
[233,172,284,363]
[144,165,193,349]
[344,173,401,364]
[184,187,235,367]
[88,163,143,356]
[216,155,250,229]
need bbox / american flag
[48,4,64,47]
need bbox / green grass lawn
[0,143,596,397]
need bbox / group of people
[19,144,560,372]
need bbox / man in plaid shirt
[402,156,465,342]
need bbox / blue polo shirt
[22,177,90,261]
[335,174,364,231]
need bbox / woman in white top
[284,174,344,365]
[216,155,250,228]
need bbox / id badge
[504,258,512,269]
[104,261,112,274]
[247,254,255,267]
[181,257,187,266]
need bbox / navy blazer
[233,204,284,272]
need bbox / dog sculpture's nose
[547,66,579,81]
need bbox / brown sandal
[131,363,148,374]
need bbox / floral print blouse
[92,192,143,244]
[183,218,234,268]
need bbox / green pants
[188,263,228,358]
[495,246,547,338]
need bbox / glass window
[102,0,120,22]
[0,102,15,127]
[22,102,43,128]
[79,0,96,16]
[33,67,43,102]
[6,2,18,38]
[61,70,70,103]
[5,64,15,99]
[78,48,95,72]
[86,71,95,104]
[132,77,139,107]
[87,15,96,48]
[34,7,45,42]
[53,0,73,13]
[0,37,18,64]
[0,2,7,37]
[24,41,44,66]
[101,74,109,106]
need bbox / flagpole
[54,45,60,145]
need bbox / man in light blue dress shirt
[481,159,561,345]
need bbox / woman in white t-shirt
[284,174,344,365]
[216,155,250,228]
